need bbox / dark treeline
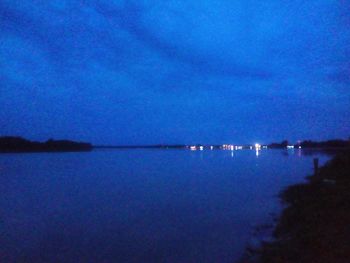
[0,136,92,153]
[94,144,187,149]
[1,136,350,152]
[269,139,350,149]
[299,139,350,148]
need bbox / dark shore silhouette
[2,136,349,152]
[94,144,187,149]
[248,151,350,263]
[269,139,350,149]
[0,136,92,153]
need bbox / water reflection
[0,149,331,263]
[280,148,340,158]
[298,148,302,157]
[255,148,260,157]
[188,147,337,159]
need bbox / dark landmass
[94,144,187,149]
[0,136,92,153]
[268,140,290,148]
[95,144,251,150]
[97,138,350,150]
[253,151,350,263]
[299,139,350,149]
[269,139,350,149]
[1,137,349,152]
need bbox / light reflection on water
[0,149,331,263]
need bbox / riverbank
[0,136,92,153]
[251,151,350,262]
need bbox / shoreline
[244,150,350,262]
[0,137,92,153]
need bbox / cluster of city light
[188,143,301,151]
[255,143,261,157]
[189,144,259,151]
[287,145,302,149]
[222,144,231,150]
[222,144,244,150]
[189,146,205,151]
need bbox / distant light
[190,146,196,151]
[250,146,253,150]
[230,145,234,150]
[299,146,302,149]
[287,145,294,149]
[210,146,214,150]
[255,143,261,149]
[199,146,204,151]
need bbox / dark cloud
[328,68,350,84]
[0,0,349,144]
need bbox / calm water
[0,149,330,263]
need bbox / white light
[190,146,196,151]
[210,146,214,150]
[199,146,204,151]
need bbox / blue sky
[1,0,349,145]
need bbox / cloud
[0,0,349,143]
[92,1,273,79]
[328,71,350,87]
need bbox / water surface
[0,149,329,262]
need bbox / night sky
[1,0,349,145]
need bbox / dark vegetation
[0,136,92,153]
[299,139,350,148]
[268,139,350,149]
[94,144,187,149]
[268,140,290,148]
[257,151,350,263]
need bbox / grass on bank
[259,152,350,263]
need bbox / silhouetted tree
[281,140,289,147]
